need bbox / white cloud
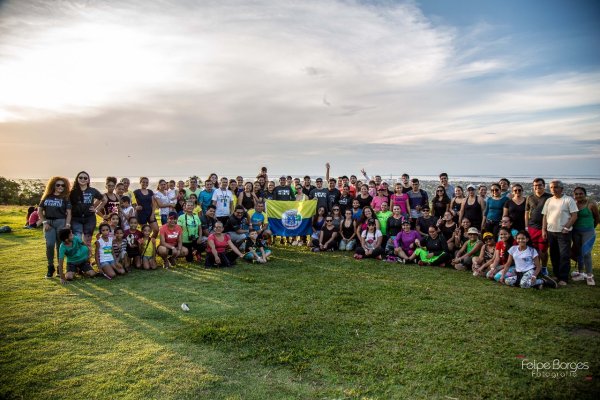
[0,0,598,178]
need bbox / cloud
[0,0,598,178]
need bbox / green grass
[1,205,599,399]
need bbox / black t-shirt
[309,188,329,210]
[264,191,275,200]
[244,237,262,252]
[200,215,217,235]
[386,216,404,237]
[504,199,526,231]
[356,195,373,209]
[39,195,71,220]
[417,216,437,234]
[302,185,316,197]
[326,188,341,212]
[337,195,352,215]
[225,215,246,232]
[421,234,448,255]
[321,225,337,243]
[273,186,293,201]
[71,187,103,217]
[525,193,551,229]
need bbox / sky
[0,0,599,179]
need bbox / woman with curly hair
[38,176,72,278]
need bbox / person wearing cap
[472,232,497,277]
[157,211,188,268]
[309,178,328,211]
[416,206,436,237]
[371,185,389,212]
[393,219,421,263]
[459,184,484,232]
[451,227,483,271]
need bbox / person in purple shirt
[393,220,422,263]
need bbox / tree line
[0,177,45,206]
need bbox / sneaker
[587,275,596,286]
[572,273,586,282]
[541,267,549,276]
[312,248,320,252]
[418,261,424,266]
[537,284,544,290]
[571,271,582,278]
[558,280,567,287]
[397,258,405,264]
[454,264,465,271]
[541,275,558,289]
[439,263,446,268]
[45,266,55,278]
[291,240,299,246]
[376,255,382,260]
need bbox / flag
[266,199,317,237]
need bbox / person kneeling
[57,228,96,284]
[499,231,544,289]
[157,211,188,268]
[95,223,126,279]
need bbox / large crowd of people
[35,165,599,289]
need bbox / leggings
[572,228,596,275]
[355,247,383,258]
[44,219,66,267]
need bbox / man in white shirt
[542,180,578,286]
[212,177,234,224]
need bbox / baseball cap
[467,227,479,235]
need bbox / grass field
[1,205,599,399]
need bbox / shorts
[67,261,93,273]
[142,255,154,261]
[160,214,168,225]
[527,227,548,252]
[71,215,97,236]
[99,261,114,268]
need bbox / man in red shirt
[157,211,188,268]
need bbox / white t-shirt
[154,190,174,216]
[97,236,114,263]
[541,195,578,232]
[212,189,234,217]
[508,245,538,273]
[361,229,382,250]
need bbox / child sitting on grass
[243,230,271,263]
[472,232,496,277]
[112,227,128,272]
[57,228,96,284]
[499,231,544,289]
[95,223,125,279]
[451,227,482,271]
[139,224,157,270]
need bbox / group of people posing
[35,165,598,289]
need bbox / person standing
[542,180,578,286]
[525,178,552,275]
[70,171,103,246]
[439,172,455,199]
[38,177,72,278]
[571,187,599,285]
[212,177,234,224]
[273,176,294,201]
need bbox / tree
[18,179,45,206]
[0,177,21,204]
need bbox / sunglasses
[326,219,333,222]
[55,183,65,187]
[77,176,89,181]
[491,189,499,192]
[436,190,444,192]
[513,189,522,192]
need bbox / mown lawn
[0,205,599,399]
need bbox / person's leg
[372,247,384,259]
[581,229,596,275]
[183,242,194,262]
[547,232,560,280]
[44,223,58,276]
[142,257,150,270]
[557,232,572,282]
[157,246,170,268]
[102,264,117,278]
[571,230,584,273]
[83,216,96,247]
[339,239,347,251]
[355,247,366,256]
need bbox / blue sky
[0,0,598,179]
